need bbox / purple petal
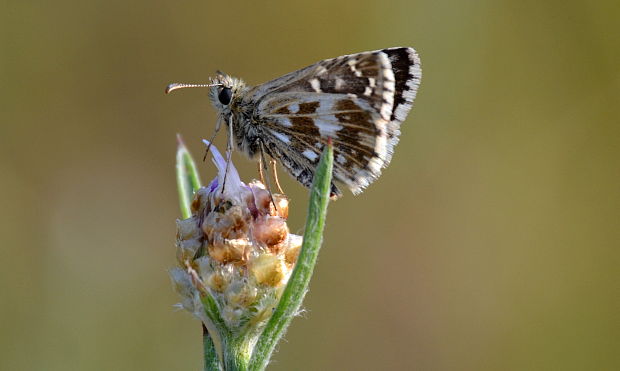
[202,140,242,195]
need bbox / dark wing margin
[381,47,422,164]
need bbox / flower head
[171,141,302,340]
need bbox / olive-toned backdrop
[1,0,617,370]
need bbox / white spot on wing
[280,118,293,127]
[348,59,363,77]
[337,154,347,165]
[268,129,291,144]
[310,79,321,92]
[289,103,299,113]
[316,121,343,137]
[302,149,319,161]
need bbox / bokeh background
[1,0,618,370]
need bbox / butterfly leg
[221,116,234,193]
[258,142,278,210]
[258,159,266,185]
[203,116,223,162]
[269,158,284,194]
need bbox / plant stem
[203,325,222,371]
[222,336,255,371]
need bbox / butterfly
[167,47,422,198]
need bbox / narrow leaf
[176,134,202,219]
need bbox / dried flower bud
[284,234,303,266]
[249,253,287,287]
[253,216,288,249]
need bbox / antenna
[165,83,222,94]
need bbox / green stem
[203,325,222,371]
[248,143,334,370]
[222,336,254,371]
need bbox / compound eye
[218,87,232,105]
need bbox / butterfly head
[208,72,246,114]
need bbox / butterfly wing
[248,47,421,196]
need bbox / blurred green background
[1,0,618,370]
